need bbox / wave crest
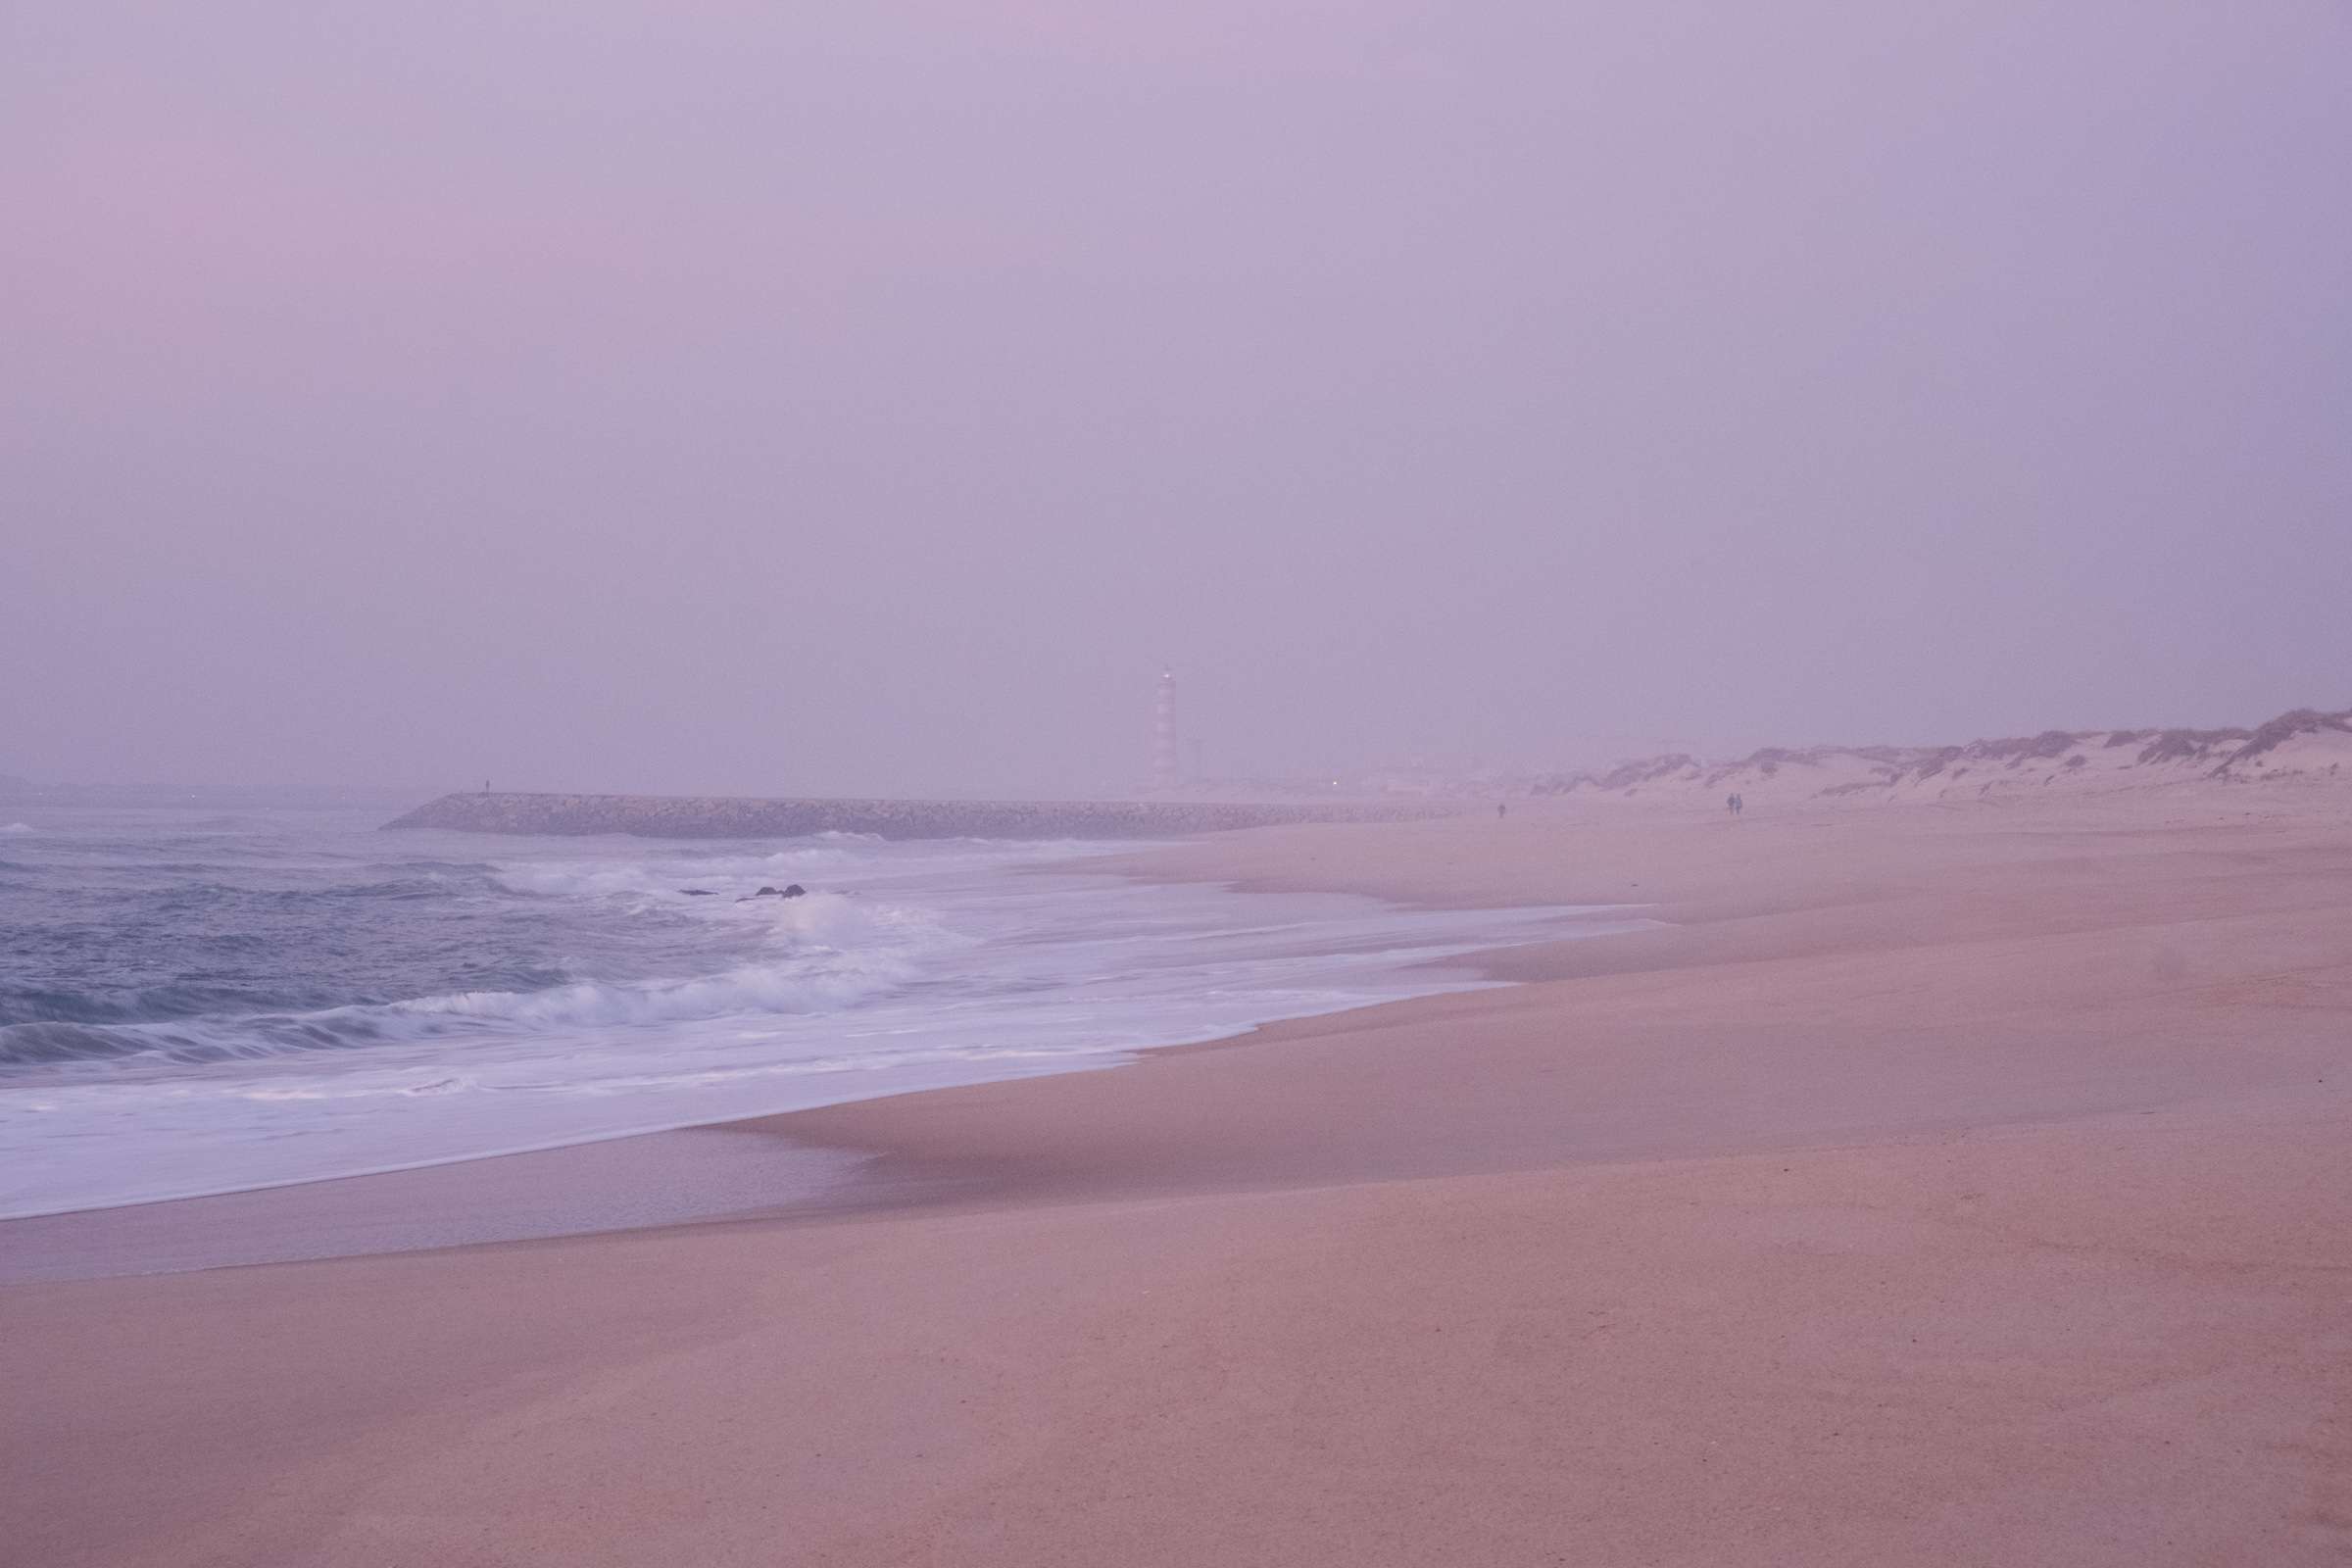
[0,892,937,1071]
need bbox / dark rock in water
[737,883,809,902]
[679,888,717,897]
[782,883,807,899]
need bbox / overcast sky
[7,2,2347,795]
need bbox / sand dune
[1531,703,2352,808]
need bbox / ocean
[0,803,1630,1219]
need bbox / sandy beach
[17,1,2348,1560]
[8,781,2351,1566]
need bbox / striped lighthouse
[1152,667,1178,792]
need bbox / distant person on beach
[1735,793,1744,815]
[1727,793,1737,814]
[1496,803,1506,819]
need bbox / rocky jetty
[381,792,1460,841]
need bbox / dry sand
[7,780,2350,1565]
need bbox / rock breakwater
[382,792,1460,841]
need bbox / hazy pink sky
[7,2,2348,794]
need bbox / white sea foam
[0,822,32,835]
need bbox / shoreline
[0,811,1639,1233]
[10,781,2352,1565]
[0,875,1640,1280]
[8,779,2332,1274]
[5,782,2340,1260]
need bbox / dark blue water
[0,807,781,1068]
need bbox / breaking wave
[0,888,939,1069]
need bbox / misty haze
[8,3,2346,797]
[6,5,2349,1566]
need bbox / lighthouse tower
[1152,668,1178,792]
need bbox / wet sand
[7,783,2350,1565]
